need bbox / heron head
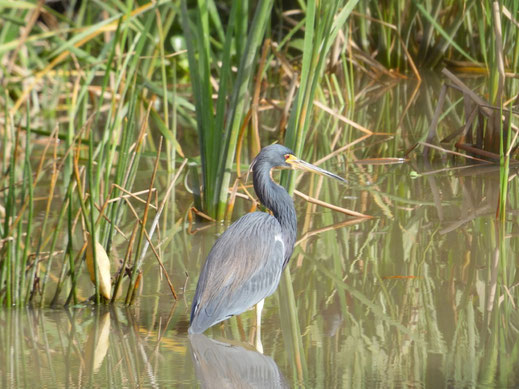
[250,144,347,183]
[284,153,347,183]
[250,144,295,172]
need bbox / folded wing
[189,212,285,334]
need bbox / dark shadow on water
[189,334,289,389]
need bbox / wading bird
[189,145,346,349]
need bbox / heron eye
[284,154,290,160]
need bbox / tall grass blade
[181,0,274,220]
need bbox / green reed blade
[214,0,274,220]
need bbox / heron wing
[190,212,285,333]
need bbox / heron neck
[253,169,297,254]
[268,184,296,227]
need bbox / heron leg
[255,299,264,354]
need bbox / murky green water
[2,156,518,387]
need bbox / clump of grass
[180,0,275,220]
[350,0,519,73]
[2,0,519,311]
[0,1,183,307]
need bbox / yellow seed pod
[85,232,112,300]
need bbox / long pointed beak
[288,157,347,183]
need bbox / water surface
[2,158,518,387]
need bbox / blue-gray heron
[189,145,346,341]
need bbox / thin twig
[420,141,491,163]
[109,185,157,209]
[294,189,372,219]
[296,218,368,246]
[314,100,373,135]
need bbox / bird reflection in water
[189,334,289,389]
